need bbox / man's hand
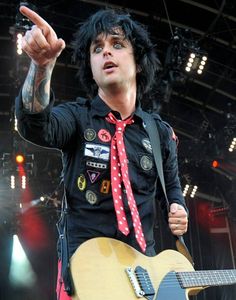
[19,6,65,66]
[168,203,188,235]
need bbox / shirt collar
[91,95,144,122]
[90,95,111,117]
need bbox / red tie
[106,112,146,253]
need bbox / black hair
[72,9,161,103]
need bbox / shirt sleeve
[155,119,188,218]
[15,89,80,150]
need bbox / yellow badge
[77,174,86,191]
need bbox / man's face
[89,29,137,92]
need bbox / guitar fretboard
[177,270,236,288]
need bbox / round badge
[142,138,152,153]
[85,190,97,205]
[84,128,96,141]
[77,174,86,191]
[98,129,111,143]
[140,155,153,171]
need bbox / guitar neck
[177,269,236,288]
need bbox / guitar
[70,237,236,300]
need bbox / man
[16,5,188,300]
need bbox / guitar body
[70,237,197,300]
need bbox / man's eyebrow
[91,38,101,45]
[91,34,126,45]
[111,35,126,41]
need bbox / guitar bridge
[126,267,145,298]
[125,266,155,299]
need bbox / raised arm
[19,6,65,112]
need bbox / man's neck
[98,87,136,119]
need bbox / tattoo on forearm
[22,62,36,110]
[22,62,54,112]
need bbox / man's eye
[114,43,123,49]
[94,46,102,53]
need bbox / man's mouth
[103,62,118,70]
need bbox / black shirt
[15,93,186,257]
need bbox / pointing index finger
[19,6,52,35]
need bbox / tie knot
[116,120,126,132]
[106,112,134,132]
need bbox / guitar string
[134,273,236,289]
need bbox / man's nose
[103,46,112,57]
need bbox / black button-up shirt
[15,93,186,257]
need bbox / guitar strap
[142,111,194,266]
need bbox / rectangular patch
[84,143,110,161]
[100,180,111,194]
[86,161,107,169]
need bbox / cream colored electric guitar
[70,237,236,300]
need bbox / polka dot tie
[106,112,146,253]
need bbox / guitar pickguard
[155,272,187,300]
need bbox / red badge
[98,129,111,143]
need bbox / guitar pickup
[135,266,155,297]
